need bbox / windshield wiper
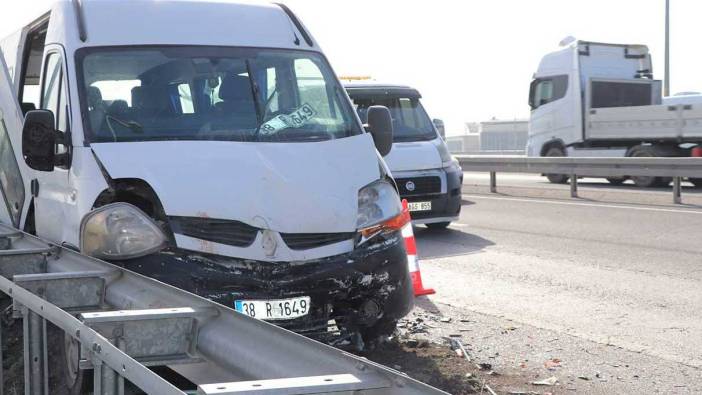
[245,60,265,140]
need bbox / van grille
[395,176,442,196]
[169,216,259,247]
[281,233,355,250]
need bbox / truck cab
[344,82,463,229]
[0,0,415,368]
[526,38,702,187]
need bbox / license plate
[235,297,311,320]
[408,201,432,212]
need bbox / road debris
[544,358,561,370]
[477,363,493,371]
[362,338,483,394]
[532,376,558,386]
[502,325,520,333]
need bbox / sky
[1,0,700,136]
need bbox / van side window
[41,53,61,119]
[41,52,70,163]
[529,75,568,110]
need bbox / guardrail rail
[0,224,445,395]
[456,156,702,204]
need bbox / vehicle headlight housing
[80,203,167,260]
[433,138,456,168]
[357,180,402,231]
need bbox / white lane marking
[449,223,469,228]
[463,194,702,215]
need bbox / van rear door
[0,52,30,228]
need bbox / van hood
[90,134,380,235]
[383,140,442,172]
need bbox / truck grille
[169,216,259,247]
[395,176,442,196]
[281,233,355,250]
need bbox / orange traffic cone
[401,200,435,297]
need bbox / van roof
[343,82,421,98]
[45,0,319,51]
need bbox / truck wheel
[629,147,668,188]
[606,177,627,186]
[426,222,451,230]
[544,147,568,184]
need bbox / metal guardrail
[456,156,702,204]
[0,224,445,395]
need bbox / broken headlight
[80,203,167,260]
[356,180,403,239]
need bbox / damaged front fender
[119,232,414,346]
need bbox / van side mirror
[432,118,445,138]
[22,110,57,172]
[367,105,393,156]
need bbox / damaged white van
[0,0,413,356]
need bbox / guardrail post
[673,177,682,204]
[23,309,48,395]
[570,174,578,198]
[490,171,497,193]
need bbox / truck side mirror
[22,110,57,172]
[367,105,393,156]
[528,79,538,109]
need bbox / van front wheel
[49,324,92,395]
[426,222,451,230]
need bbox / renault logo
[261,230,278,257]
[405,181,416,192]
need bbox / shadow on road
[414,226,494,259]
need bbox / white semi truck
[526,38,702,187]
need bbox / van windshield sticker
[259,103,317,135]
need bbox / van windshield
[349,95,437,142]
[78,47,361,143]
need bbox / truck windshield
[350,95,436,142]
[77,47,361,143]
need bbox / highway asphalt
[412,173,702,393]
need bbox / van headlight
[80,203,167,260]
[357,180,402,231]
[433,138,456,168]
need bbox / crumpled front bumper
[120,232,414,345]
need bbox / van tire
[49,324,92,395]
[360,318,398,349]
[544,147,569,184]
[426,222,451,230]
